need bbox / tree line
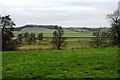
[16,27,65,50]
[14,24,59,31]
[16,32,43,44]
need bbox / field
[13,27,112,50]
[13,28,93,37]
[2,48,119,78]
[16,38,91,50]
[15,37,111,50]
[4,27,119,79]
[13,28,97,50]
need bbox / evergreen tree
[0,15,16,51]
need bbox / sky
[0,0,120,28]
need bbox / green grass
[0,51,2,79]
[13,28,93,37]
[15,37,111,50]
[2,48,119,78]
[15,38,91,50]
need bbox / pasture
[13,28,93,37]
[13,28,109,50]
[2,48,119,78]
[4,27,119,79]
[16,38,90,50]
[13,28,97,50]
[15,37,111,50]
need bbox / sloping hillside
[13,28,93,37]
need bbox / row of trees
[16,27,66,50]
[0,15,44,50]
[17,32,43,44]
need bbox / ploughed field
[2,48,119,78]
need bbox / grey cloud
[0,0,119,27]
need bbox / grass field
[16,39,90,50]
[15,37,111,50]
[13,28,93,37]
[2,48,119,78]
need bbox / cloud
[0,0,119,27]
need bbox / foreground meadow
[2,48,119,78]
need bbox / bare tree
[107,10,120,47]
[90,28,102,48]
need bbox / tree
[37,33,43,44]
[17,33,23,44]
[23,32,29,42]
[31,33,36,44]
[107,10,120,47]
[26,32,36,45]
[51,26,66,50]
[90,28,107,48]
[91,28,102,48]
[27,33,32,45]
[0,15,16,51]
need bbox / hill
[13,28,93,37]
[13,24,59,31]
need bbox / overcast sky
[0,0,120,27]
